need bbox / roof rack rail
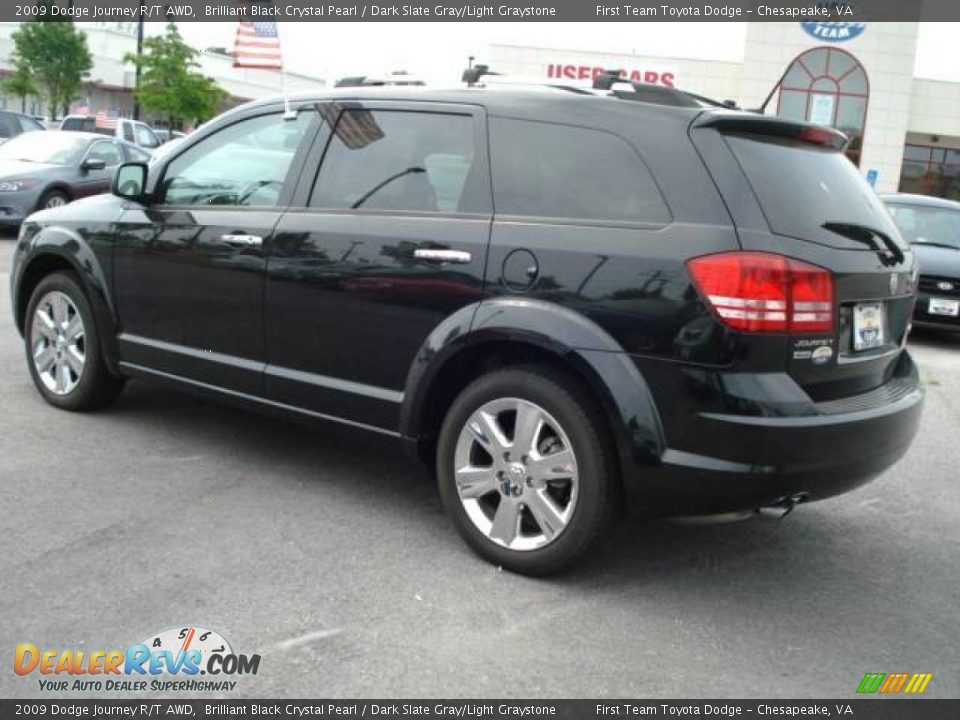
[592,70,739,109]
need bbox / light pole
[133,19,144,120]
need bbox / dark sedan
[0,131,150,226]
[882,193,960,332]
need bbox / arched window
[777,47,869,166]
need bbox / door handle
[413,249,472,264]
[220,234,263,247]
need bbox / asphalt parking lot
[1,232,958,700]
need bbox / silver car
[0,131,150,227]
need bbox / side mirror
[112,162,148,202]
[81,158,106,173]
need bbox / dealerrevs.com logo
[14,626,260,693]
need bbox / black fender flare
[14,224,121,376]
[400,297,666,483]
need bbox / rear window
[726,134,905,250]
[489,118,670,225]
[62,117,96,132]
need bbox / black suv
[10,86,924,574]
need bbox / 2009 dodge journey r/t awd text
[10,83,924,574]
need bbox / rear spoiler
[692,112,849,151]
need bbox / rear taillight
[687,252,834,334]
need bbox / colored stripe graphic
[858,672,932,694]
[857,673,885,693]
[904,673,933,694]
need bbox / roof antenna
[754,64,792,115]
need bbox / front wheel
[437,366,618,575]
[24,272,124,411]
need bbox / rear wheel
[24,272,124,411]
[437,366,617,575]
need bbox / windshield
[726,133,906,251]
[886,203,960,250]
[0,132,87,165]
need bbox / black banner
[4,0,960,23]
[2,700,959,720]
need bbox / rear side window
[489,118,670,224]
[311,109,487,214]
[123,123,135,143]
[726,134,905,249]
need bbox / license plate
[929,297,960,316]
[853,303,885,351]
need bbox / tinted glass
[311,110,485,214]
[87,141,124,166]
[123,123,135,142]
[489,118,670,224]
[162,112,311,206]
[727,134,905,249]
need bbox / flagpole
[281,64,294,119]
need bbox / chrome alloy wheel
[453,398,579,551]
[43,194,67,208]
[31,291,86,395]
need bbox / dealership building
[491,22,959,200]
[0,21,324,124]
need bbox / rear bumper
[628,352,924,516]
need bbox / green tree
[125,23,228,129]
[9,20,93,118]
[1,64,39,114]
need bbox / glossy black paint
[10,87,925,516]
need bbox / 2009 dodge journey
[10,79,924,574]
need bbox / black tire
[36,189,69,211]
[23,271,124,412]
[437,365,618,575]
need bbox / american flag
[70,96,91,115]
[233,20,282,69]
[95,109,119,129]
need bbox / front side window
[123,123,135,143]
[310,109,486,214]
[87,141,124,166]
[161,112,312,207]
[489,118,670,224]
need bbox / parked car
[154,128,186,145]
[59,115,162,150]
[882,193,960,332]
[0,110,45,144]
[0,131,149,225]
[10,87,924,574]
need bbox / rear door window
[310,109,487,214]
[726,134,905,250]
[489,117,670,225]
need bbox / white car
[59,116,161,150]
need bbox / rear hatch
[691,113,916,402]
